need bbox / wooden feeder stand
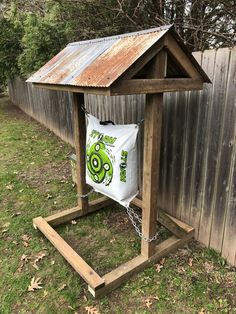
[29,25,210,297]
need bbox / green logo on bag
[120,150,128,182]
[86,140,113,186]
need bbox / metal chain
[81,105,145,126]
[77,188,94,198]
[126,206,159,242]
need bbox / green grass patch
[0,97,235,314]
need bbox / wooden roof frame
[32,27,210,96]
[32,26,210,298]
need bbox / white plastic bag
[86,114,139,207]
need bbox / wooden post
[72,93,88,212]
[141,51,166,258]
[141,93,163,257]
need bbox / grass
[0,96,235,314]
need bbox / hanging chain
[126,206,159,242]
[77,188,94,198]
[81,104,145,126]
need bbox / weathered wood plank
[141,51,166,258]
[210,47,236,252]
[111,78,203,95]
[190,50,215,240]
[33,83,111,95]
[72,93,88,211]
[45,196,114,226]
[33,217,105,290]
[157,208,194,238]
[166,34,202,79]
[89,234,193,297]
[199,48,230,248]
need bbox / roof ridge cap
[68,24,173,46]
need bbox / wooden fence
[8,46,236,266]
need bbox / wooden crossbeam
[33,217,105,290]
[157,208,194,238]
[44,196,114,226]
[89,233,193,297]
[110,78,203,95]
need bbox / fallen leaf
[6,184,14,190]
[11,212,21,218]
[68,305,78,313]
[58,283,67,291]
[198,308,205,314]
[3,222,10,228]
[46,193,53,199]
[188,258,193,267]
[28,277,43,291]
[23,241,29,247]
[160,258,165,265]
[43,290,49,297]
[22,234,30,242]
[85,306,100,314]
[145,298,153,309]
[71,220,77,225]
[177,266,186,273]
[51,260,55,265]
[33,252,46,270]
[203,262,214,273]
[2,229,8,234]
[155,264,163,273]
[17,254,31,272]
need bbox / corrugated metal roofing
[27,25,172,87]
[27,24,210,88]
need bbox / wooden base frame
[33,196,194,297]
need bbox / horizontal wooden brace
[157,208,194,238]
[33,217,105,290]
[111,78,203,95]
[33,83,111,96]
[89,233,193,297]
[131,197,143,208]
[45,196,114,226]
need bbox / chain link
[77,188,94,198]
[126,206,159,242]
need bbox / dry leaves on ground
[177,266,186,273]
[198,308,205,314]
[144,296,159,309]
[21,234,30,247]
[203,261,214,273]
[85,305,100,314]
[28,277,43,291]
[155,263,163,273]
[6,184,14,190]
[58,284,67,291]
[11,212,21,218]
[188,258,193,267]
[71,220,77,225]
[33,252,46,270]
[17,254,31,272]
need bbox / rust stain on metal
[27,26,172,87]
[73,32,165,87]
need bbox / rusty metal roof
[27,25,172,88]
[27,24,210,88]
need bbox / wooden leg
[141,93,163,258]
[89,232,194,298]
[44,196,115,227]
[33,217,105,290]
[72,93,88,212]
